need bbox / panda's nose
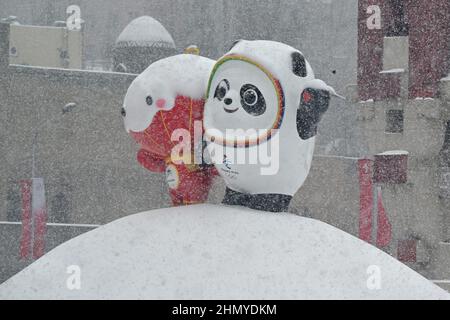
[121,107,126,117]
[224,98,233,105]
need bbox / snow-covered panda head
[205,40,314,145]
[204,40,323,147]
[122,54,215,133]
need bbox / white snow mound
[0,205,448,300]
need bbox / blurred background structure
[112,16,177,73]
[1,0,450,291]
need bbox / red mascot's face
[122,76,178,157]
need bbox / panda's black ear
[297,88,330,140]
[292,52,307,77]
[229,39,243,51]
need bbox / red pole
[19,180,32,259]
[358,159,374,243]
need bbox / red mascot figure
[122,54,217,206]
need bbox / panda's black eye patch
[146,96,153,106]
[292,52,307,77]
[240,84,266,116]
[214,79,230,101]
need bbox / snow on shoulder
[227,40,342,98]
[228,40,314,84]
[123,54,215,132]
[116,16,176,49]
[140,54,216,100]
[0,205,448,300]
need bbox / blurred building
[293,0,450,291]
[355,0,450,281]
[1,16,83,69]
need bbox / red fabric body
[19,180,32,259]
[358,159,374,243]
[131,96,215,206]
[166,162,216,206]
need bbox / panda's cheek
[211,100,226,114]
[155,99,166,109]
[161,99,175,111]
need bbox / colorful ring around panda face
[205,54,285,148]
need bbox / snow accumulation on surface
[0,205,448,300]
[227,40,342,98]
[360,99,375,104]
[115,16,176,48]
[380,68,405,74]
[136,54,216,101]
[414,97,435,101]
[11,64,137,76]
[305,79,344,99]
[378,150,409,156]
[228,40,314,83]
[123,54,215,132]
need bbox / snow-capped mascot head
[122,54,216,158]
[204,40,336,212]
[122,54,217,206]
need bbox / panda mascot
[204,40,336,212]
[122,54,217,206]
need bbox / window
[386,0,409,37]
[386,109,404,133]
